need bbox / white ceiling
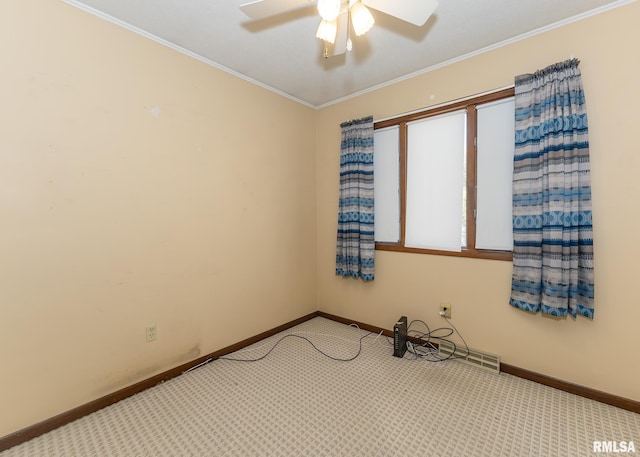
[62,0,629,108]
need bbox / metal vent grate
[438,340,500,373]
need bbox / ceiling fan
[239,0,439,58]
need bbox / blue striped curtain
[510,59,595,319]
[336,115,375,282]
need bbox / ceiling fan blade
[240,0,314,20]
[325,12,348,57]
[365,0,438,26]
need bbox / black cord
[442,315,471,359]
[217,319,469,364]
[403,319,470,362]
[219,332,373,363]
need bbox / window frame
[374,87,515,261]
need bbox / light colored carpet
[2,317,639,456]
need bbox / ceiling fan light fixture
[350,2,374,36]
[317,0,341,21]
[316,19,338,44]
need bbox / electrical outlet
[439,304,452,318]
[146,324,157,342]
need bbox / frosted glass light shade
[317,0,341,20]
[351,2,374,36]
[316,19,338,43]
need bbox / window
[373,88,515,260]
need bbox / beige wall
[317,2,640,402]
[0,1,317,436]
[2,0,639,442]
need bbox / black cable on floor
[218,331,373,363]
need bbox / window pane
[476,98,514,251]
[373,126,400,243]
[405,111,466,251]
